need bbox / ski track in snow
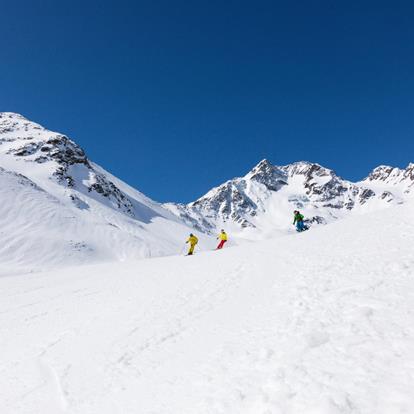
[1,204,414,413]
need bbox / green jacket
[293,213,304,224]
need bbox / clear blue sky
[1,1,413,202]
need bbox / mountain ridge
[0,112,212,272]
[165,157,413,237]
[0,112,413,268]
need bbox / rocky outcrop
[166,159,413,234]
[0,112,135,216]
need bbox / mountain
[0,112,211,273]
[2,114,414,412]
[361,164,414,197]
[1,112,413,269]
[166,159,414,238]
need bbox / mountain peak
[254,158,272,168]
[0,113,140,217]
[0,112,48,140]
[0,113,87,169]
[281,161,336,180]
[245,159,287,191]
[0,112,40,129]
[245,159,274,176]
[366,165,400,182]
[0,112,29,121]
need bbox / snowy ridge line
[165,158,414,239]
[0,111,413,271]
[0,112,215,273]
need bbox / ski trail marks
[103,263,247,397]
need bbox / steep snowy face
[0,112,134,216]
[174,160,288,230]
[166,159,412,237]
[0,113,208,271]
[281,161,376,210]
[245,159,288,191]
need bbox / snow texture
[1,112,413,271]
[0,112,214,273]
[1,112,414,413]
[166,159,414,239]
[1,201,414,413]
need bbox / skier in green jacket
[293,210,306,232]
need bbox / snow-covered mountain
[2,113,414,413]
[166,159,414,239]
[1,112,413,270]
[361,164,414,197]
[0,112,211,273]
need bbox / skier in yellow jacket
[216,229,228,249]
[186,233,198,255]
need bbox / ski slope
[1,202,414,413]
[0,166,214,274]
[0,112,215,273]
[1,113,413,272]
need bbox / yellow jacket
[187,235,198,245]
[218,232,228,241]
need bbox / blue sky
[1,1,413,202]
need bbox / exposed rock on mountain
[0,113,135,216]
[364,164,414,194]
[0,112,207,271]
[166,159,414,237]
[0,112,413,260]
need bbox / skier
[293,210,306,232]
[216,229,228,250]
[186,233,199,255]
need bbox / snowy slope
[360,164,414,199]
[166,159,414,239]
[1,201,414,413]
[1,111,413,270]
[0,113,212,272]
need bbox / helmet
[221,229,225,232]
[190,233,193,236]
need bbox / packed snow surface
[1,201,414,413]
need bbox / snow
[0,113,214,272]
[169,158,414,240]
[1,112,414,412]
[1,201,414,413]
[3,112,413,267]
[0,165,214,274]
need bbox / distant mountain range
[0,112,412,270]
[165,158,413,238]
